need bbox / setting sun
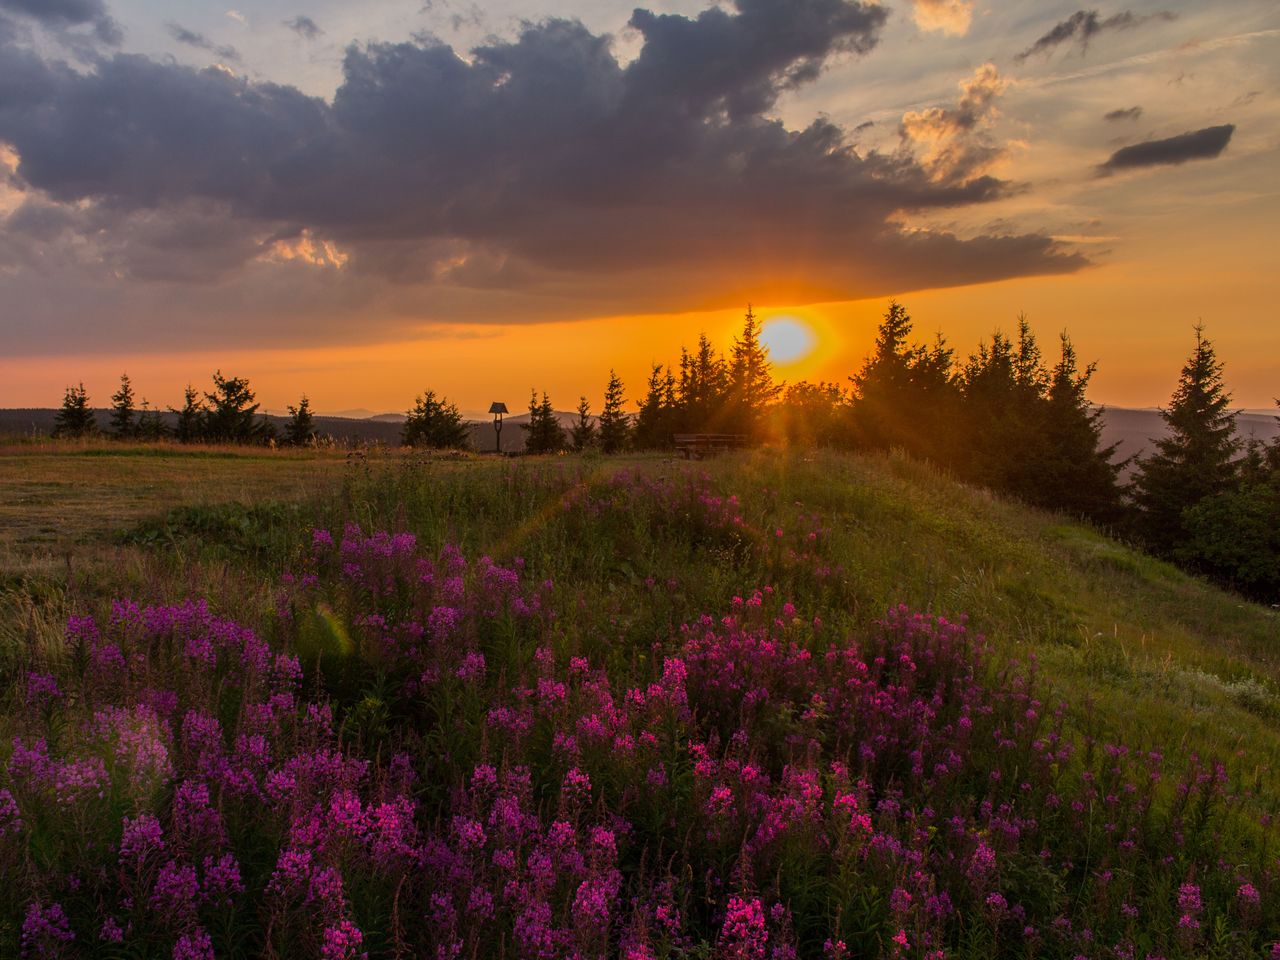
[759,315,818,366]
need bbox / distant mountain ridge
[2,406,1275,460]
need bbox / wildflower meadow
[1,452,1277,959]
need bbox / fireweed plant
[1,469,1277,958]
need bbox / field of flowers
[1,454,1278,958]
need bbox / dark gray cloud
[1015,9,1175,63]
[1104,105,1142,121]
[166,22,241,62]
[1098,124,1235,173]
[0,0,1087,352]
[284,15,323,40]
[0,0,120,44]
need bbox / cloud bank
[0,0,1086,353]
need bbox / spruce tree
[728,306,780,439]
[679,334,729,431]
[1131,324,1239,555]
[52,383,97,439]
[850,300,918,450]
[284,395,318,447]
[203,371,267,444]
[570,397,597,451]
[402,391,469,449]
[598,370,631,454]
[960,326,1048,496]
[136,399,169,441]
[634,364,670,449]
[1029,333,1123,521]
[172,385,205,444]
[522,391,564,455]
[109,373,137,440]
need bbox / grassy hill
[1,443,1277,956]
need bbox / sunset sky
[0,0,1276,417]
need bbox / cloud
[1103,105,1142,121]
[911,0,973,37]
[899,63,1009,185]
[284,15,323,40]
[166,22,241,62]
[1098,123,1235,173]
[1015,9,1176,63]
[0,0,1086,353]
[0,0,121,44]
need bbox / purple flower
[172,928,214,960]
[119,813,165,866]
[0,787,22,835]
[150,861,200,920]
[24,672,62,710]
[98,917,124,944]
[202,853,244,905]
[21,902,75,959]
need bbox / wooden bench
[674,433,748,459]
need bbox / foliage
[284,395,318,447]
[52,383,97,439]
[597,370,631,454]
[1031,333,1125,521]
[851,300,960,464]
[633,363,678,450]
[570,396,597,452]
[728,306,782,439]
[773,381,851,448]
[522,390,565,455]
[1130,325,1239,555]
[402,390,469,449]
[108,373,137,440]
[135,399,170,441]
[202,371,272,445]
[1181,474,1280,602]
[171,385,205,444]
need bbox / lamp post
[489,402,508,454]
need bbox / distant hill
[0,407,584,453]
[4,406,1274,461]
[1099,406,1279,472]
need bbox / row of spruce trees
[52,373,320,446]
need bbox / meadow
[1,441,1278,959]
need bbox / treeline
[52,372,319,446]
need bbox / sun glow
[760,315,819,365]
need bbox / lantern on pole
[489,402,508,454]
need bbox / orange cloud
[911,0,974,37]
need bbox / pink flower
[320,919,367,960]
[719,896,768,960]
